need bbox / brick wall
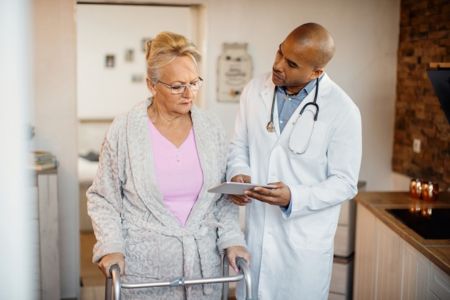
[392,0,450,189]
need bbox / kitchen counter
[355,191,450,275]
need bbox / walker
[105,256,252,300]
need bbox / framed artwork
[125,49,134,62]
[217,43,253,102]
[131,73,144,83]
[105,54,115,68]
[141,37,152,53]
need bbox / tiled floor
[80,231,238,300]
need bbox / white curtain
[0,0,37,299]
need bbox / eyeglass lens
[160,78,203,94]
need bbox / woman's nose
[182,85,195,98]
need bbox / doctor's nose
[273,61,283,74]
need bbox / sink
[386,208,450,240]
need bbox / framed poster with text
[217,43,252,102]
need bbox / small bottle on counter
[422,181,439,201]
[410,178,422,198]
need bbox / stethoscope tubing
[266,77,320,132]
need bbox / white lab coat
[227,73,362,300]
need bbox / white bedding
[78,157,98,184]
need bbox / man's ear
[311,68,324,79]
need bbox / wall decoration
[105,54,115,68]
[141,37,152,53]
[125,49,134,62]
[131,73,144,83]
[217,43,252,102]
[77,3,194,119]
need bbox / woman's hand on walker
[226,245,251,273]
[98,252,125,277]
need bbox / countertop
[355,191,450,275]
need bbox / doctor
[227,23,362,300]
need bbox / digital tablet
[208,182,275,195]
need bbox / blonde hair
[145,32,201,84]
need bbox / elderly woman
[87,31,249,299]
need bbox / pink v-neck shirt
[148,120,203,226]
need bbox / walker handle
[105,264,121,300]
[105,256,252,300]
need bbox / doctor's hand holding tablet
[209,174,292,208]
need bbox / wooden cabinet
[353,204,377,298]
[329,199,357,300]
[354,205,450,300]
[35,171,60,300]
[334,199,356,257]
[374,217,403,298]
[428,263,450,299]
[329,258,354,300]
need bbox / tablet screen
[208,182,275,195]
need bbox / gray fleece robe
[87,99,245,299]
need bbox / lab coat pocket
[125,235,160,279]
[289,120,328,160]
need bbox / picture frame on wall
[131,73,144,83]
[125,49,134,62]
[105,54,115,68]
[141,37,152,53]
[217,43,253,102]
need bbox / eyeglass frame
[156,77,203,95]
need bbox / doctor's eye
[287,60,298,68]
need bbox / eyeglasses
[157,77,203,95]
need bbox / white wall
[201,0,401,191]
[84,0,401,191]
[79,0,402,191]
[77,4,195,119]
[30,1,403,297]
[33,0,79,298]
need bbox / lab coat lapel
[260,75,276,116]
[278,74,331,143]
[260,76,283,136]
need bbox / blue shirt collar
[277,74,323,99]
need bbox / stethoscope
[266,77,320,132]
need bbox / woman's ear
[146,78,157,96]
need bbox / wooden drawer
[334,224,355,257]
[328,292,347,300]
[330,258,353,296]
[338,199,355,226]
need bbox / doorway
[76,2,204,298]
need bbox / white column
[0,0,37,299]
